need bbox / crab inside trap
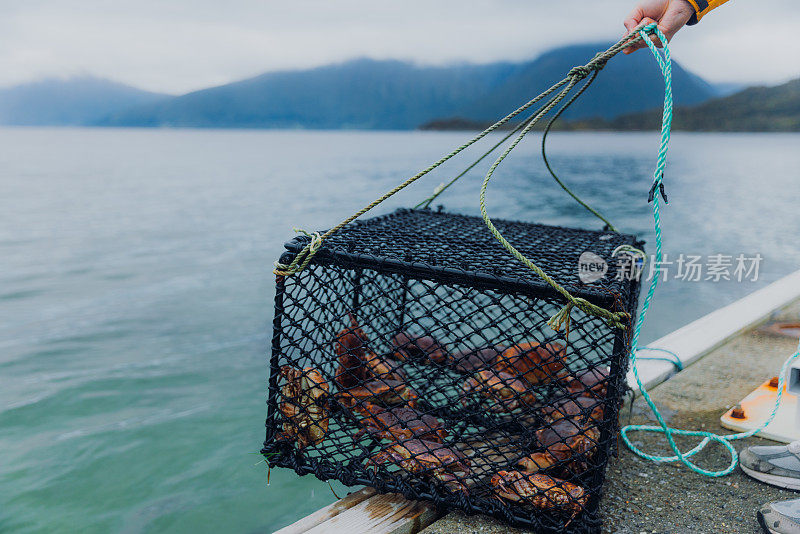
[262,208,643,534]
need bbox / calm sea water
[1,128,799,533]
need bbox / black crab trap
[260,29,667,534]
[262,209,643,533]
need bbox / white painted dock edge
[628,269,800,394]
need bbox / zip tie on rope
[648,175,669,204]
[612,244,647,281]
[612,244,647,265]
[621,24,800,477]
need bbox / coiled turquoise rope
[622,24,800,477]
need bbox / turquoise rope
[621,24,800,477]
[637,347,683,371]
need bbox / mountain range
[0,43,795,131]
[0,77,165,126]
[95,44,718,129]
[569,78,800,132]
[100,60,518,129]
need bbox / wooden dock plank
[274,487,376,534]
[302,492,439,534]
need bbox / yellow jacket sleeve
[685,0,730,24]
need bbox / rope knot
[567,65,592,80]
[273,228,323,277]
[548,296,630,333]
[569,56,609,80]
[547,301,575,338]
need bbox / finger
[658,4,694,39]
[637,16,658,30]
[636,34,664,48]
[624,6,645,30]
[623,41,647,54]
[635,17,665,48]
[623,5,647,33]
[644,31,664,48]
[623,10,649,53]
[623,16,657,53]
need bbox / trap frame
[263,208,643,533]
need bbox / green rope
[275,27,660,330]
[418,59,620,231]
[621,24,800,477]
[473,30,672,330]
[477,77,629,331]
[414,71,597,214]
[540,70,619,232]
[414,117,532,210]
[273,75,575,276]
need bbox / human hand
[623,0,695,54]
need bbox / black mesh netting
[262,208,643,533]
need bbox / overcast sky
[1,1,798,95]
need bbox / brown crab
[517,418,600,475]
[447,345,505,374]
[333,314,371,389]
[461,369,537,412]
[336,378,419,409]
[363,350,406,382]
[367,439,470,493]
[334,314,406,388]
[540,395,605,425]
[494,342,566,386]
[559,367,610,399]
[490,470,587,523]
[391,332,448,364]
[276,366,329,449]
[353,402,448,443]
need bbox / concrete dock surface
[420,301,800,534]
